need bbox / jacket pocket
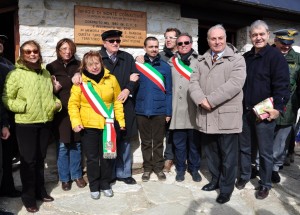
[218,106,239,130]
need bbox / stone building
[1,0,300,163]
[1,0,300,63]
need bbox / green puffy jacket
[2,62,61,124]
[276,48,300,125]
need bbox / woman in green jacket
[2,40,61,213]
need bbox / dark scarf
[163,46,175,58]
[179,48,194,66]
[144,54,161,66]
[83,67,104,83]
[23,61,42,74]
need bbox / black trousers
[137,115,165,173]
[202,133,238,194]
[0,133,16,194]
[16,123,51,207]
[81,128,113,192]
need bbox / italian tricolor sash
[80,81,117,159]
[136,62,166,92]
[172,56,193,80]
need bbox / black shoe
[256,186,269,199]
[271,171,281,183]
[175,172,185,182]
[26,206,39,213]
[0,189,22,198]
[216,193,231,204]
[142,172,151,182]
[202,182,219,191]
[235,178,248,190]
[191,171,202,182]
[155,171,166,181]
[0,208,14,215]
[117,177,137,185]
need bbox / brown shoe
[163,160,173,172]
[74,178,87,188]
[156,171,166,181]
[62,181,71,191]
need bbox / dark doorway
[0,11,16,63]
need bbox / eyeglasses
[165,36,177,40]
[177,41,191,46]
[59,47,71,52]
[105,39,121,44]
[24,49,39,55]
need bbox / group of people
[0,18,299,214]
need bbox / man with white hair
[189,24,246,204]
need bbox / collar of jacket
[246,43,271,58]
[163,46,174,58]
[144,53,161,66]
[15,61,46,72]
[100,47,125,61]
[175,49,198,60]
[285,48,300,64]
[82,68,111,84]
[201,45,236,62]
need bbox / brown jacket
[189,44,246,134]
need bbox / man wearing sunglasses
[168,33,201,183]
[189,25,246,204]
[270,29,300,184]
[99,30,140,185]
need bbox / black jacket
[100,47,139,140]
[243,44,290,112]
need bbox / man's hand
[73,125,84,132]
[166,116,171,123]
[130,73,140,82]
[1,127,10,140]
[72,73,82,85]
[135,55,144,64]
[263,108,280,121]
[200,98,212,111]
[117,89,130,103]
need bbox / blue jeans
[173,129,201,173]
[116,140,132,178]
[273,125,292,171]
[57,142,82,182]
[239,111,276,189]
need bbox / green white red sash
[80,81,117,159]
[135,62,166,92]
[172,56,193,80]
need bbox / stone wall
[18,0,198,64]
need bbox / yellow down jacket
[68,68,125,129]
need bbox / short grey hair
[207,24,227,40]
[249,20,269,34]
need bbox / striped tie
[212,53,218,64]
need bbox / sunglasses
[105,39,121,44]
[177,41,191,46]
[24,49,39,55]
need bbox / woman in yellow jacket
[68,51,125,200]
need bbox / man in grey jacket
[189,24,246,204]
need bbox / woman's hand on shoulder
[72,73,82,85]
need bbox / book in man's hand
[252,97,274,120]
